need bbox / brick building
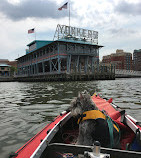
[102,49,133,70]
[0,59,17,67]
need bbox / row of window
[0,67,10,71]
[18,43,98,64]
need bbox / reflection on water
[0,78,141,157]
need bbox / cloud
[110,28,137,37]
[115,0,141,16]
[0,0,69,21]
[71,0,117,30]
[0,0,141,61]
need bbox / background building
[133,49,141,71]
[102,49,133,70]
[0,59,17,77]
[0,64,10,77]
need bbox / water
[0,78,141,158]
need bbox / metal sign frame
[53,24,98,44]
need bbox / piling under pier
[15,72,115,82]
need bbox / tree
[10,66,17,76]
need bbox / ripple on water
[47,100,65,104]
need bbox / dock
[15,63,115,82]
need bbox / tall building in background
[102,49,133,70]
[133,49,141,71]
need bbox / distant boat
[11,94,141,158]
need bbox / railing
[115,69,141,77]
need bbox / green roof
[16,38,103,60]
[27,40,53,46]
[26,40,54,54]
[0,64,10,67]
[134,49,141,53]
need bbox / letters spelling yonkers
[56,24,98,43]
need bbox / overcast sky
[0,0,141,61]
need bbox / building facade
[17,39,102,78]
[133,49,141,71]
[102,49,133,70]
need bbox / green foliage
[10,66,17,75]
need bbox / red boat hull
[15,113,69,158]
[14,95,141,157]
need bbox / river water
[0,78,141,158]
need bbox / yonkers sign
[54,24,98,44]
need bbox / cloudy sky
[0,0,141,61]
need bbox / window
[43,50,45,55]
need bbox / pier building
[16,24,115,81]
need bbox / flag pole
[34,28,36,41]
[69,2,70,27]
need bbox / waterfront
[0,78,141,158]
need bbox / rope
[106,115,121,148]
[101,109,121,148]
[106,116,114,148]
[113,120,121,147]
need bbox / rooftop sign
[54,24,98,44]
